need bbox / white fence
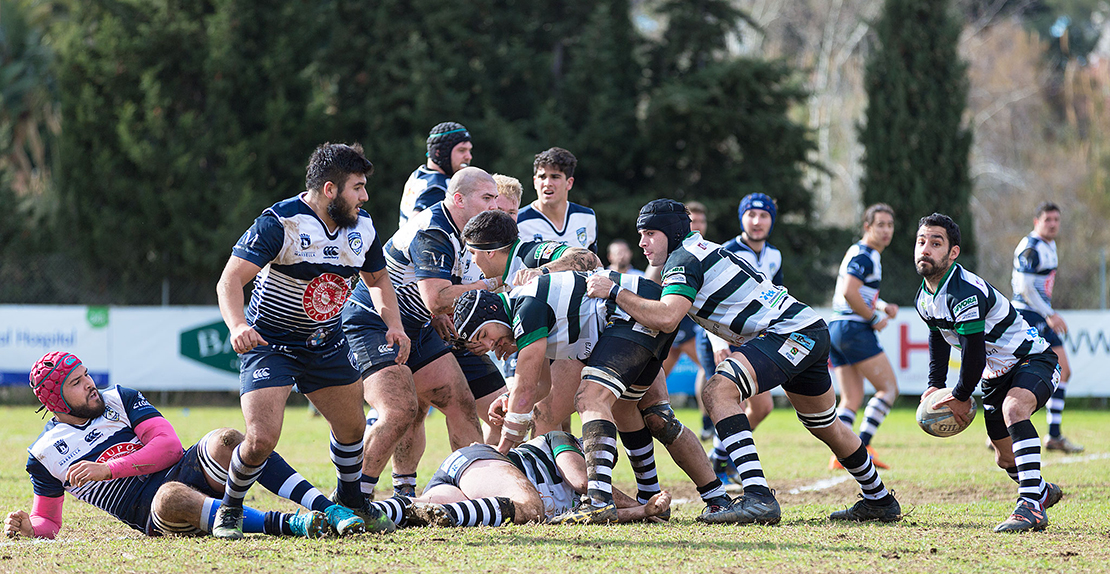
[1,305,1108,395]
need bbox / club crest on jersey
[300,234,311,250]
[348,232,363,255]
[97,442,141,463]
[302,273,351,322]
[533,234,544,242]
[576,227,587,244]
[102,405,120,422]
[53,440,69,455]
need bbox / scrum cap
[453,290,511,342]
[427,122,471,177]
[738,193,777,233]
[636,199,690,254]
[29,351,82,414]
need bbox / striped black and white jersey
[365,202,478,328]
[232,193,386,348]
[516,202,598,253]
[1011,233,1057,318]
[498,239,571,288]
[507,270,661,361]
[831,242,883,322]
[26,386,178,533]
[660,233,822,345]
[721,236,784,286]
[507,431,582,521]
[916,263,1049,379]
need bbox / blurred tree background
[2,0,1109,307]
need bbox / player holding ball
[913,213,1064,533]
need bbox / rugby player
[398,122,472,226]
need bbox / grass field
[1,403,1107,574]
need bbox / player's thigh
[833,365,865,406]
[413,352,473,408]
[457,459,536,502]
[419,484,469,505]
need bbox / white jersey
[661,232,822,345]
[516,202,598,253]
[507,432,581,521]
[722,236,784,286]
[1011,233,1057,318]
[916,263,1049,379]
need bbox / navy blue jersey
[399,165,450,226]
[831,242,883,322]
[232,193,385,348]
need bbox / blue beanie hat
[738,193,777,233]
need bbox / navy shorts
[142,441,220,536]
[739,322,832,397]
[828,319,884,367]
[342,300,452,377]
[671,316,698,346]
[238,336,359,395]
[583,325,673,401]
[1018,309,1064,348]
[982,350,1061,440]
[453,349,507,400]
[423,444,512,493]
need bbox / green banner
[179,320,239,373]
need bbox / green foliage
[859,0,973,303]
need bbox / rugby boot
[830,493,902,523]
[405,502,456,527]
[1042,482,1064,509]
[330,491,394,534]
[394,484,417,498]
[550,500,618,525]
[212,504,244,540]
[698,495,732,519]
[287,510,329,538]
[828,455,844,470]
[994,498,1048,532]
[323,504,368,536]
[696,489,780,525]
[1044,436,1084,453]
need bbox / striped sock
[838,444,890,501]
[256,451,333,512]
[619,427,661,503]
[221,445,266,508]
[330,434,364,507]
[1005,465,1020,483]
[443,497,515,526]
[371,495,409,526]
[1008,420,1046,503]
[697,478,728,503]
[837,406,856,429]
[361,473,379,499]
[1046,380,1067,438]
[715,414,769,493]
[582,419,619,506]
[857,396,892,447]
[392,473,417,493]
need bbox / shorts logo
[53,440,69,455]
[777,333,813,367]
[377,344,393,354]
[84,430,103,444]
[576,227,587,245]
[300,234,311,250]
[348,232,363,255]
[323,245,340,259]
[303,273,351,321]
[307,327,329,347]
[253,368,270,380]
[953,295,979,322]
[445,451,469,476]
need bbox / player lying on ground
[4,352,378,540]
[368,431,670,527]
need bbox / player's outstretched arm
[497,341,547,454]
[586,273,689,333]
[5,495,64,539]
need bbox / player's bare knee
[152,481,192,520]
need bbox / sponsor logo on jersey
[539,243,560,260]
[302,273,352,322]
[97,442,141,463]
[133,396,151,409]
[348,232,363,255]
[253,368,270,380]
[323,245,340,259]
[662,274,685,286]
[53,440,69,455]
[84,429,103,443]
[576,227,587,244]
[102,406,120,422]
[953,295,979,322]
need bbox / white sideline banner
[1,305,1108,395]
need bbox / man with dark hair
[214,142,403,538]
[1011,202,1083,453]
[587,199,902,525]
[6,352,373,540]
[517,147,597,253]
[914,212,1064,532]
[828,203,900,470]
[399,122,473,226]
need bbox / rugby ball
[916,390,976,437]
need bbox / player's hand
[920,386,941,403]
[229,324,267,354]
[65,461,112,488]
[1046,313,1068,336]
[4,510,33,538]
[585,274,616,299]
[488,394,509,426]
[713,348,731,366]
[385,327,411,365]
[512,268,542,287]
[495,434,523,455]
[430,314,457,340]
[934,392,973,427]
[882,303,899,320]
[872,315,890,332]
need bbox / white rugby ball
[917,390,976,438]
